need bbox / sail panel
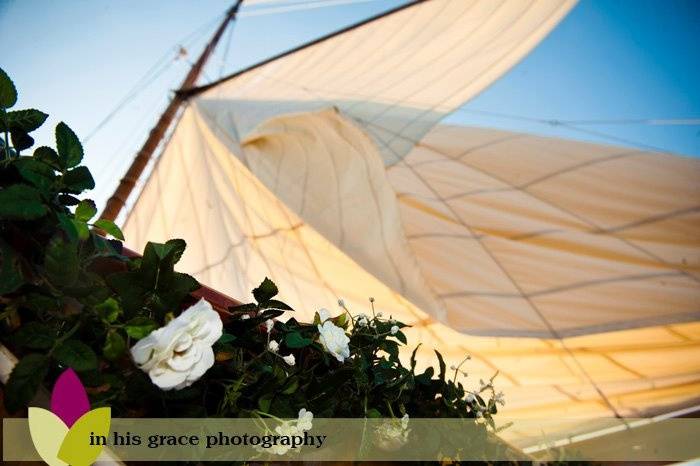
[123,106,700,434]
[196,0,578,165]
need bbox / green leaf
[13,322,55,350]
[103,330,127,361]
[395,330,407,345]
[53,340,98,371]
[55,122,83,168]
[74,199,97,222]
[260,299,293,311]
[44,234,79,287]
[33,146,60,168]
[57,212,79,243]
[95,297,121,323]
[253,277,278,303]
[0,238,24,294]
[365,408,382,418]
[124,316,158,339]
[257,393,273,413]
[434,350,446,382]
[285,331,312,348]
[410,344,421,372]
[1,109,48,132]
[148,238,186,262]
[0,184,47,220]
[0,67,17,108]
[14,157,56,191]
[71,219,90,240]
[93,218,124,240]
[217,333,236,345]
[4,354,49,412]
[62,166,94,193]
[10,129,34,151]
[281,377,299,395]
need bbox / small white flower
[389,318,397,324]
[240,314,250,320]
[130,299,223,390]
[317,320,351,362]
[369,297,375,303]
[282,354,296,366]
[370,321,376,328]
[297,408,313,431]
[357,316,368,327]
[390,325,399,335]
[479,378,491,391]
[317,308,332,322]
[376,312,383,318]
[265,319,274,333]
[337,298,345,307]
[466,393,476,403]
[494,391,505,406]
[375,415,410,451]
[268,340,279,353]
[476,411,483,418]
[450,365,457,370]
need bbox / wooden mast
[99,0,244,222]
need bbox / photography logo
[28,368,111,466]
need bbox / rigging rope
[82,12,226,144]
[239,0,382,17]
[457,107,695,154]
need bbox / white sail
[122,0,700,441]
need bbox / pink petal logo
[51,368,91,427]
[28,368,111,466]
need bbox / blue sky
[1,0,699,209]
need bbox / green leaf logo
[57,407,111,466]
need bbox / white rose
[130,299,223,390]
[282,354,296,366]
[317,308,332,322]
[268,340,279,353]
[297,408,313,431]
[317,320,350,362]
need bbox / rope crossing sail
[99,0,246,222]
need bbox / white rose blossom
[317,320,350,362]
[268,340,279,353]
[130,299,223,390]
[282,354,296,366]
[317,308,331,322]
[258,409,313,456]
[297,408,313,431]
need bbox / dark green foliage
[0,67,201,412]
[0,68,501,443]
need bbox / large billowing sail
[122,0,700,444]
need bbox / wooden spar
[180,0,426,98]
[99,0,245,222]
